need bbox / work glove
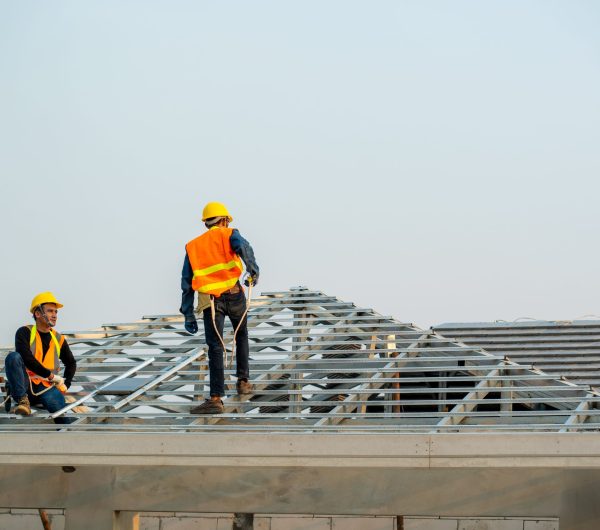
[50,374,65,387]
[244,274,258,287]
[184,318,198,335]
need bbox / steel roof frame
[1,287,599,433]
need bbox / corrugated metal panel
[433,320,600,387]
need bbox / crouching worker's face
[34,303,59,328]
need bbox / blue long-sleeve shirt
[180,229,259,320]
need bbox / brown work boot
[15,395,31,416]
[236,379,252,395]
[190,398,224,415]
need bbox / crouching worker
[4,292,76,424]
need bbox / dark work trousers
[202,289,250,397]
[4,351,74,424]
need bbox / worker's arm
[179,253,195,321]
[60,340,76,389]
[14,326,52,378]
[230,229,259,282]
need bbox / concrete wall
[0,508,65,530]
[136,514,559,530]
[0,509,558,530]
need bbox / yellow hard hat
[30,292,64,314]
[202,202,232,222]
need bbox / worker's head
[30,292,63,328]
[204,216,230,229]
[202,202,232,228]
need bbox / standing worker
[180,202,259,414]
[4,292,76,424]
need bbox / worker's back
[186,226,243,296]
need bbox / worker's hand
[244,274,258,287]
[50,374,65,387]
[184,318,198,335]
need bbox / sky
[1,1,599,346]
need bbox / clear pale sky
[1,1,599,346]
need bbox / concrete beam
[1,432,600,468]
[1,433,600,529]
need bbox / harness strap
[228,283,252,369]
[209,284,253,374]
[210,296,229,369]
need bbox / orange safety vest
[186,226,243,297]
[26,325,65,387]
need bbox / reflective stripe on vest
[26,325,65,388]
[186,226,243,297]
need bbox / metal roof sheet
[434,320,600,388]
